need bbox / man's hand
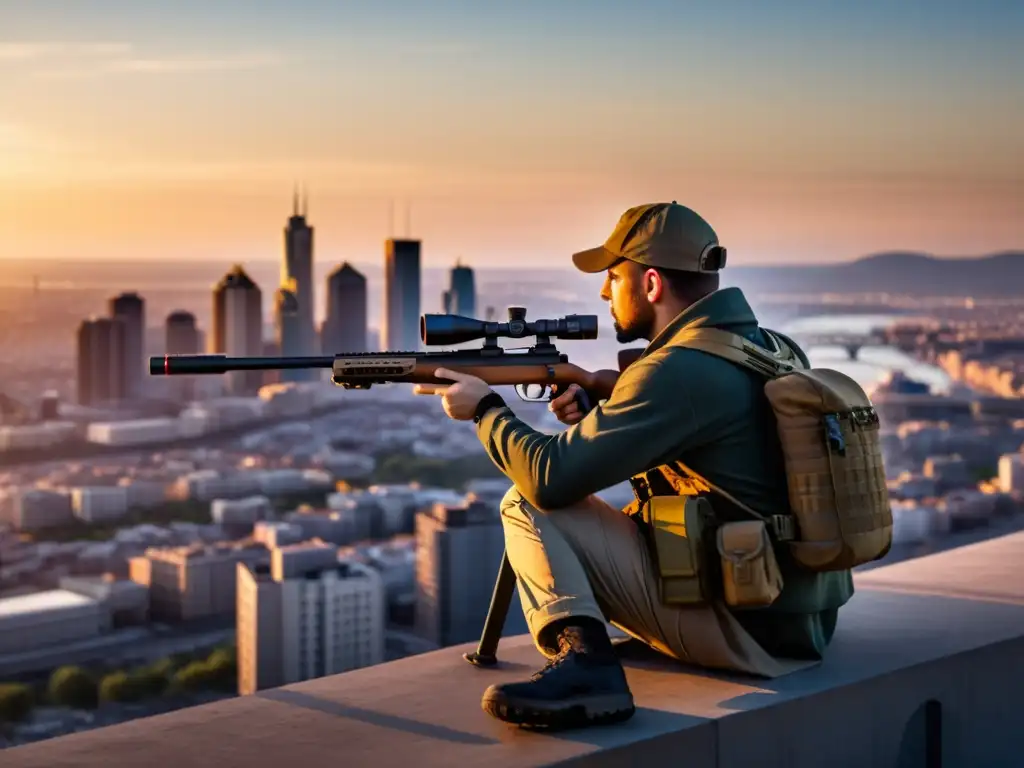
[413,368,494,421]
[548,384,586,426]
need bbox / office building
[383,238,421,351]
[322,262,368,354]
[165,310,200,401]
[212,265,264,394]
[442,259,476,318]
[129,541,269,622]
[237,541,385,695]
[414,500,527,648]
[0,590,107,656]
[998,453,1024,494]
[275,278,303,383]
[0,488,74,531]
[76,316,126,406]
[109,292,146,401]
[165,310,199,355]
[282,189,317,379]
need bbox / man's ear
[644,268,663,303]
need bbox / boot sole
[482,690,636,731]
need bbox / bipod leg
[464,550,516,668]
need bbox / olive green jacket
[476,287,855,658]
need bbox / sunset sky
[0,0,1020,267]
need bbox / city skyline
[1,2,1020,267]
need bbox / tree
[371,452,502,488]
[99,672,142,704]
[204,649,237,691]
[48,666,98,709]
[207,645,236,667]
[0,683,34,722]
[147,657,177,679]
[172,661,215,692]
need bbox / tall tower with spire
[282,186,316,380]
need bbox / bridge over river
[786,331,889,360]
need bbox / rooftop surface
[0,588,96,619]
[5,532,1024,767]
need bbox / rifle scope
[421,306,598,346]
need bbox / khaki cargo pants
[500,487,805,678]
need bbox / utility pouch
[639,495,715,606]
[717,520,784,609]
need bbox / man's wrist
[473,392,507,423]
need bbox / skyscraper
[213,265,263,394]
[109,292,145,401]
[442,259,476,317]
[165,311,200,402]
[282,188,316,379]
[274,278,303,383]
[165,311,199,355]
[322,262,368,354]
[383,239,421,351]
[76,317,126,407]
[236,542,385,695]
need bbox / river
[778,313,952,394]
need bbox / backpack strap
[658,326,803,543]
[670,326,803,379]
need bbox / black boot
[481,618,635,730]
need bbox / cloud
[104,53,284,74]
[0,40,284,77]
[0,42,132,60]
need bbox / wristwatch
[473,392,507,424]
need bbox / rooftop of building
[144,539,267,560]
[59,574,147,596]
[0,588,96,619]
[5,531,1024,767]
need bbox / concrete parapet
[5,533,1024,767]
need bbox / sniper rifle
[150,306,642,406]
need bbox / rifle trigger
[514,383,553,402]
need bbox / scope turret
[420,307,598,346]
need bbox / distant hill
[726,251,1024,297]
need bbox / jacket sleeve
[474,354,700,511]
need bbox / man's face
[600,260,657,344]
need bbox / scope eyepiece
[420,308,599,346]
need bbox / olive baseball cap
[572,201,727,274]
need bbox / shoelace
[530,633,587,681]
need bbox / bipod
[463,550,516,667]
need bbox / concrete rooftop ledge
[6,533,1024,768]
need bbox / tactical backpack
[669,326,894,573]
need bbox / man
[414,202,854,730]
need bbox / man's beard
[613,311,654,344]
[614,324,645,344]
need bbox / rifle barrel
[151,355,335,376]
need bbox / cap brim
[571,246,620,274]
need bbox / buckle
[769,515,796,542]
[630,476,651,503]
